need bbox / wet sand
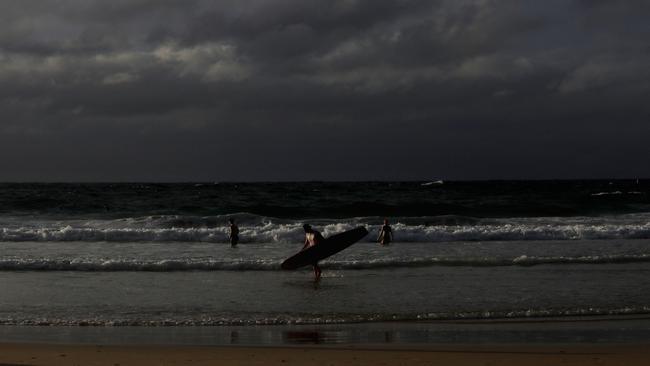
[1,343,649,366]
[2,318,650,365]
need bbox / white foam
[591,191,623,196]
[421,180,444,186]
[1,306,649,326]
[1,214,650,243]
[1,253,649,271]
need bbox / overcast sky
[1,0,649,181]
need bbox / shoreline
[2,316,649,365]
[2,315,650,346]
[1,342,650,366]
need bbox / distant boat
[421,180,444,186]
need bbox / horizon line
[0,178,646,184]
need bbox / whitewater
[2,213,650,243]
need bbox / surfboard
[281,226,368,270]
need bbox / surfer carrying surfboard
[302,224,324,280]
[281,226,368,275]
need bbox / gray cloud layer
[1,0,649,181]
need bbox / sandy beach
[1,342,650,366]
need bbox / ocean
[1,180,650,331]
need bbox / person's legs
[313,263,322,281]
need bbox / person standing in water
[228,218,239,247]
[302,224,324,281]
[377,218,392,245]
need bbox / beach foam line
[1,254,650,271]
[1,306,650,326]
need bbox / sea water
[0,181,649,327]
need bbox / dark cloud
[0,0,649,181]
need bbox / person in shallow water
[377,218,392,245]
[228,218,239,247]
[302,224,324,281]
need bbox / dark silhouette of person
[302,224,324,281]
[377,218,392,245]
[228,218,239,247]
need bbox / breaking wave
[1,218,650,243]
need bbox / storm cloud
[1,0,649,181]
